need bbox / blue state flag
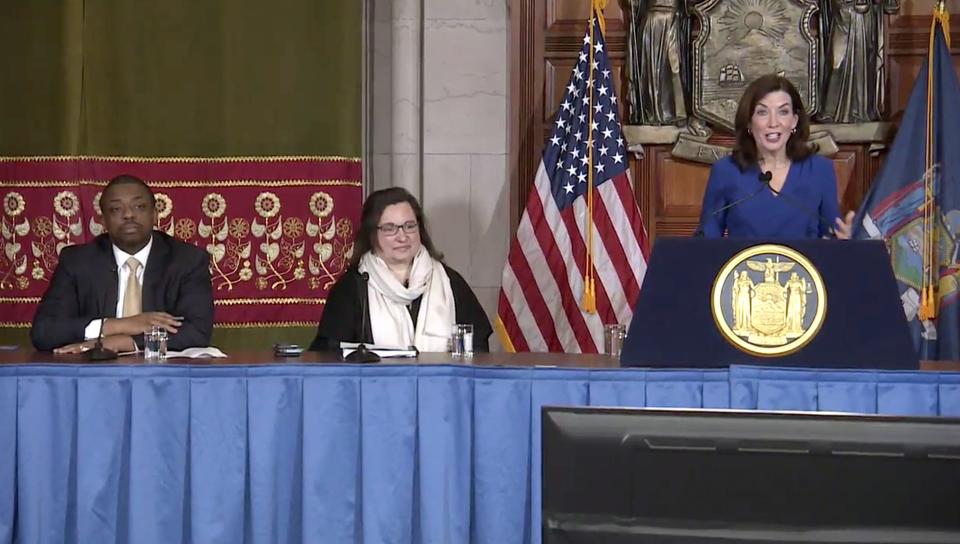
[852,11,960,360]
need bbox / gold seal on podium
[711,244,826,357]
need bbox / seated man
[31,174,214,353]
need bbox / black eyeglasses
[377,221,419,236]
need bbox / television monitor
[542,407,960,544]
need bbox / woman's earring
[792,128,797,133]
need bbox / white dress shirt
[83,238,153,340]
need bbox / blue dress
[698,155,841,239]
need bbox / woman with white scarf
[310,188,492,352]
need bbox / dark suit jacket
[31,232,214,351]
[309,264,493,352]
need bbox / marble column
[422,0,509,349]
[364,0,510,349]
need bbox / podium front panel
[621,238,918,370]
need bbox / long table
[1,351,958,544]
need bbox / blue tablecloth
[0,362,956,544]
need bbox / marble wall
[368,0,511,350]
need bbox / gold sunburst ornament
[718,0,792,44]
[711,244,826,356]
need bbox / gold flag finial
[592,0,607,34]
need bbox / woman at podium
[309,187,492,352]
[697,74,854,239]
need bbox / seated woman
[697,74,854,239]
[310,187,492,352]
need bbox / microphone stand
[344,271,381,363]
[344,344,380,363]
[84,317,117,361]
[693,182,770,237]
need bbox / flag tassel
[920,285,936,321]
[581,275,596,313]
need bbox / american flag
[496,16,648,352]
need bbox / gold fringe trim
[0,155,361,163]
[494,316,517,353]
[1,179,362,188]
[0,322,317,328]
[215,298,326,305]
[0,297,324,306]
[214,322,317,328]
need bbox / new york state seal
[711,244,826,356]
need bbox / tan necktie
[121,257,142,317]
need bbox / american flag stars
[543,21,627,210]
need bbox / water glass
[144,325,168,362]
[451,323,474,359]
[603,324,626,358]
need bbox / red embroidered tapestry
[0,156,362,328]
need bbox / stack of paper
[340,342,418,358]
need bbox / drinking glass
[451,323,474,359]
[603,324,626,358]
[144,325,168,362]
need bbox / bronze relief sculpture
[627,0,691,126]
[818,0,901,123]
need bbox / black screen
[543,408,960,544]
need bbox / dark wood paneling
[831,149,860,213]
[546,1,626,34]
[509,0,543,228]
[887,54,960,120]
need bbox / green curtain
[0,0,362,350]
[1,0,361,156]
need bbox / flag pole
[581,0,606,314]
[919,2,950,321]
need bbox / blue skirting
[729,365,960,416]
[0,362,955,544]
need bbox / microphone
[693,179,770,237]
[760,170,838,238]
[344,271,381,363]
[84,317,117,361]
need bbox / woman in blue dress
[698,74,854,239]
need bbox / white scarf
[359,247,456,352]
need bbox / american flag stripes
[496,15,648,353]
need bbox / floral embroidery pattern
[4,192,25,217]
[53,191,79,218]
[1,192,30,289]
[309,192,333,219]
[0,159,361,330]
[255,192,281,219]
[202,193,226,219]
[155,193,173,220]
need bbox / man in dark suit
[31,175,214,353]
